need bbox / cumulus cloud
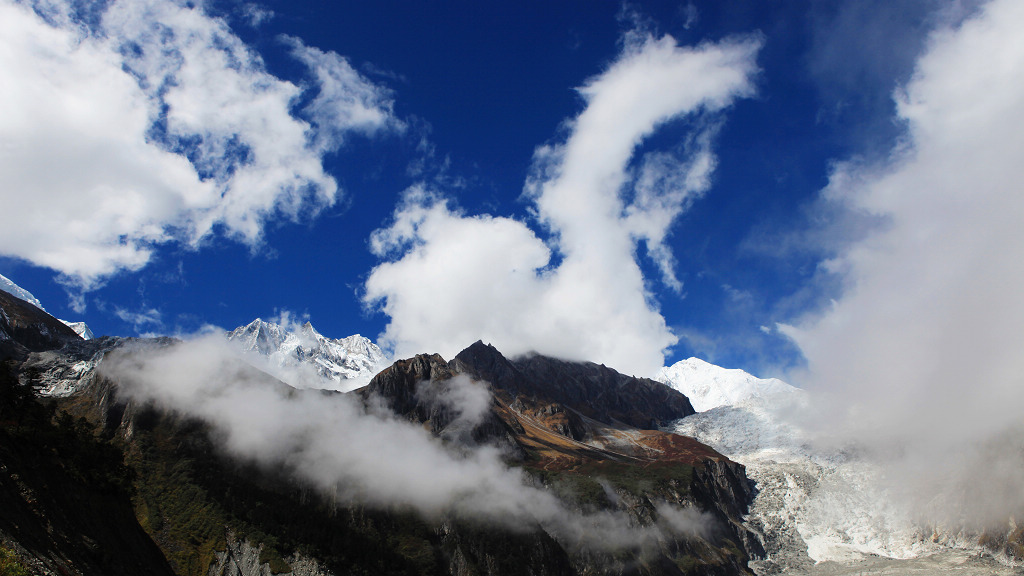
[102,336,713,549]
[0,0,395,288]
[365,33,760,377]
[781,0,1024,526]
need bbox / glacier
[658,358,1016,575]
[656,357,793,412]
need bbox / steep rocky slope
[361,343,763,574]
[0,294,175,576]
[0,290,82,361]
[0,292,762,576]
[0,274,94,342]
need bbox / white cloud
[0,0,395,288]
[114,305,163,332]
[285,36,402,151]
[364,34,760,377]
[781,0,1024,524]
[240,3,274,27]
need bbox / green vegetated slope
[117,404,447,576]
[0,545,30,576]
[0,361,176,576]
[67,372,752,576]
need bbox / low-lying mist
[100,335,712,552]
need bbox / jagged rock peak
[449,340,521,390]
[450,341,696,430]
[362,353,450,390]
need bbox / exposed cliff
[359,343,763,574]
[0,290,81,362]
[0,361,176,576]
[451,341,695,430]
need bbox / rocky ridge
[0,289,82,361]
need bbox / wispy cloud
[239,3,274,27]
[114,306,163,333]
[0,0,397,289]
[364,31,760,377]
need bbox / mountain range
[1,277,1021,576]
[0,283,761,576]
[227,318,386,391]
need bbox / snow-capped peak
[0,272,45,310]
[231,318,290,355]
[655,357,795,412]
[227,318,387,392]
[60,320,94,340]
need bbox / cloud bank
[365,34,760,377]
[0,0,396,287]
[782,0,1024,525]
[102,336,713,550]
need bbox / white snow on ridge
[656,357,795,412]
[227,318,387,392]
[0,272,45,310]
[61,320,94,340]
[1,272,94,339]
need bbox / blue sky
[3,0,1017,380]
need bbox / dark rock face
[0,290,81,361]
[438,520,576,576]
[359,353,524,452]
[0,362,177,576]
[359,352,454,415]
[692,459,767,561]
[385,342,762,574]
[452,340,696,429]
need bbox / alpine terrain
[0,285,761,576]
[1,277,1020,576]
[658,359,1024,575]
[227,318,386,391]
